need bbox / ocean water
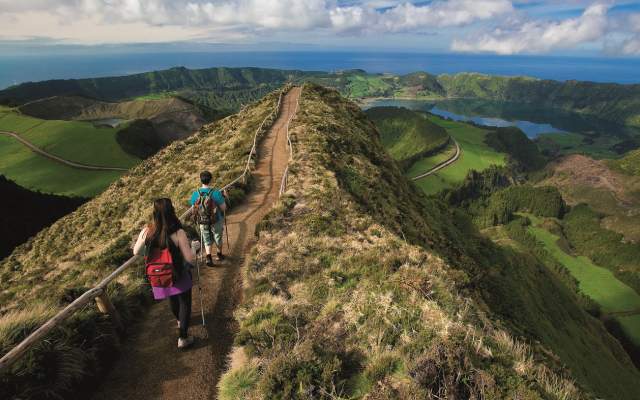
[1,51,639,89]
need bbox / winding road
[90,87,301,400]
[411,138,461,181]
[0,130,129,171]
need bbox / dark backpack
[144,237,184,288]
[194,189,218,225]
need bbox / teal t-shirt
[190,187,225,221]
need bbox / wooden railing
[279,88,299,197]
[0,87,289,372]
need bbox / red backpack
[145,240,178,288]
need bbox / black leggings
[169,289,192,338]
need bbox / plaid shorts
[199,220,224,247]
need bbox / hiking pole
[195,224,206,327]
[224,210,230,253]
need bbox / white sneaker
[178,336,194,349]
[177,320,181,329]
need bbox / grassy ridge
[219,84,640,399]
[365,106,449,166]
[0,89,284,399]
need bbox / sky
[1,0,640,56]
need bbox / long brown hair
[146,198,182,249]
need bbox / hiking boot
[178,336,194,349]
[216,251,225,261]
[206,254,214,267]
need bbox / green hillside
[0,89,283,399]
[0,112,138,168]
[0,109,140,197]
[0,135,124,197]
[220,85,640,399]
[525,215,640,346]
[408,115,506,194]
[365,106,449,167]
[3,84,640,400]
[448,169,640,367]
[4,66,640,130]
[0,67,314,115]
[485,127,546,171]
[437,72,640,128]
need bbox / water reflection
[364,98,635,141]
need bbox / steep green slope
[485,127,547,171]
[365,106,449,168]
[220,85,640,399]
[563,204,640,293]
[0,176,86,260]
[0,89,284,399]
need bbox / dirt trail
[91,87,301,400]
[0,130,129,171]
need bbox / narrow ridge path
[0,130,129,171]
[91,86,301,400]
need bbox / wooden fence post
[95,293,124,332]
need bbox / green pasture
[410,116,506,195]
[527,215,640,346]
[0,110,137,197]
[0,112,139,168]
[0,135,124,197]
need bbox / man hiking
[190,170,227,267]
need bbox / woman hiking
[133,198,196,349]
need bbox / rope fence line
[279,88,300,197]
[0,86,290,373]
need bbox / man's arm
[215,190,227,212]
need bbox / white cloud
[329,0,513,33]
[622,37,640,55]
[452,2,610,54]
[0,0,515,44]
[378,0,514,31]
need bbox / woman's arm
[176,229,195,265]
[133,227,148,256]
